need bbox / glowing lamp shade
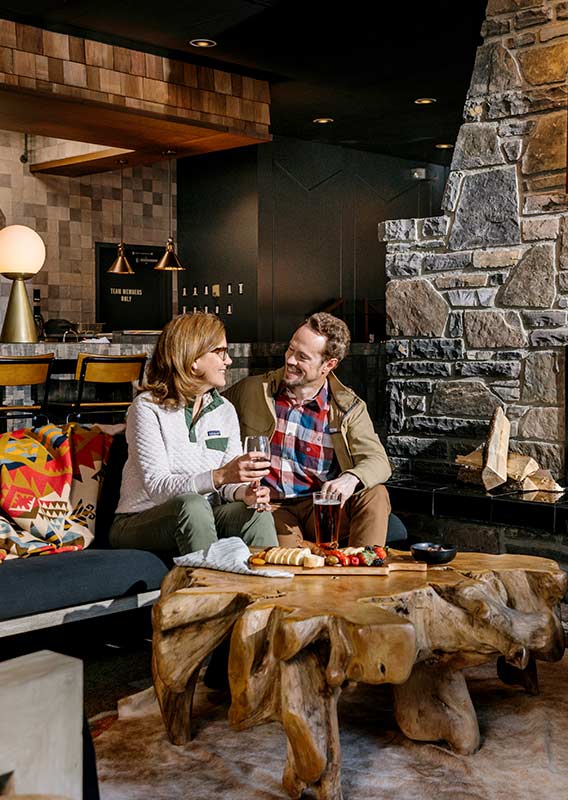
[0,225,46,342]
[0,225,46,273]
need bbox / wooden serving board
[253,556,427,576]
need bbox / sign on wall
[95,243,172,332]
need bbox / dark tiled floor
[1,609,154,718]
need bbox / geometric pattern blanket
[0,422,113,560]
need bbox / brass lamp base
[0,273,38,343]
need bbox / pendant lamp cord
[119,158,127,244]
[168,156,172,239]
[120,164,124,242]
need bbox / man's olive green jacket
[224,367,392,489]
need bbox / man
[224,313,392,547]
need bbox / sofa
[0,431,407,640]
[0,433,168,639]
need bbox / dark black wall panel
[270,158,343,339]
[178,137,445,343]
[177,146,259,342]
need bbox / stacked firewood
[455,407,563,494]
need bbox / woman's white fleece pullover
[116,390,244,514]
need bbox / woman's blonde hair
[144,313,226,407]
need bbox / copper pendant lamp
[107,160,134,275]
[155,152,185,271]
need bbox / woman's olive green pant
[109,492,278,555]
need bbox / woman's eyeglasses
[209,346,231,361]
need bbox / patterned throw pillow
[0,423,112,558]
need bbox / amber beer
[313,493,341,544]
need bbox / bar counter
[0,338,151,423]
[0,338,153,364]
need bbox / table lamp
[0,225,46,343]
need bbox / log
[506,475,539,492]
[526,468,563,493]
[457,450,549,492]
[152,553,567,800]
[455,449,483,469]
[456,448,484,486]
[482,407,510,490]
[506,453,539,483]
[457,465,484,485]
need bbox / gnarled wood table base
[152,552,567,800]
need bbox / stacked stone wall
[380,0,568,478]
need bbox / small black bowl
[410,542,457,565]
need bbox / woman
[109,313,278,555]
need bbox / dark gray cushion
[95,431,129,548]
[0,549,167,621]
[387,513,407,543]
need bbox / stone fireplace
[380,0,568,480]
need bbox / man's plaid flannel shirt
[263,381,339,499]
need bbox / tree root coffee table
[152,551,567,800]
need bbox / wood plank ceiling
[0,19,271,175]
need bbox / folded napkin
[174,537,293,578]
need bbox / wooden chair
[48,352,146,423]
[0,353,54,429]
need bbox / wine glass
[244,435,271,509]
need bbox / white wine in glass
[244,435,271,509]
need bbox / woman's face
[192,338,232,392]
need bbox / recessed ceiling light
[189,38,217,48]
[435,143,454,149]
[414,97,437,105]
[313,117,334,124]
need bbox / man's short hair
[305,312,351,363]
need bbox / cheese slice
[265,547,310,566]
[303,554,325,569]
[291,548,310,566]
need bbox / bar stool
[0,353,55,430]
[48,352,147,423]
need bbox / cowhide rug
[94,654,568,800]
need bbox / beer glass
[313,491,341,545]
[244,435,271,509]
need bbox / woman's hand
[237,483,272,511]
[213,452,270,489]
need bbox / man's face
[283,325,338,392]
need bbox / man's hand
[320,473,359,507]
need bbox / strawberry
[359,550,376,566]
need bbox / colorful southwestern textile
[0,423,112,559]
